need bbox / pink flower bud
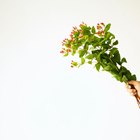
[101,22,105,26]
[67,49,71,52]
[60,50,65,53]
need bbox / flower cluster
[96,23,105,36]
[60,22,136,82]
[60,22,111,60]
[60,22,140,108]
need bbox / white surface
[0,0,140,140]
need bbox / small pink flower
[79,34,83,38]
[101,22,105,26]
[70,34,73,38]
[60,50,65,53]
[67,49,71,52]
[101,31,105,35]
[79,22,87,28]
[70,38,74,42]
[73,26,77,30]
[97,31,101,35]
[97,25,102,30]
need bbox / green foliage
[60,22,137,83]
[95,63,101,71]
[121,57,127,64]
[86,54,95,59]
[91,26,96,34]
[113,40,119,45]
[81,57,85,65]
[78,49,86,58]
[104,23,111,33]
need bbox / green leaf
[108,62,118,71]
[92,42,99,48]
[113,40,119,45]
[96,53,102,62]
[113,75,122,82]
[112,50,121,64]
[121,57,127,64]
[105,39,111,45]
[109,48,118,56]
[84,43,89,50]
[92,50,101,55]
[102,59,108,64]
[91,26,96,34]
[103,65,111,71]
[102,44,110,49]
[82,27,91,35]
[131,74,137,80]
[119,66,128,75]
[122,75,128,83]
[78,49,86,58]
[86,54,95,59]
[119,66,132,81]
[88,61,92,64]
[96,50,107,63]
[105,32,111,39]
[72,61,78,67]
[101,53,110,63]
[73,31,80,38]
[95,63,101,71]
[104,23,111,33]
[63,52,68,57]
[72,50,76,56]
[110,33,115,40]
[105,32,115,40]
[72,45,78,53]
[88,35,95,43]
[81,57,85,65]
[110,69,119,76]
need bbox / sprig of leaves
[60,22,136,83]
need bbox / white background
[0,0,140,140]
